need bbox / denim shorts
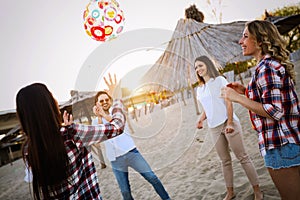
[264,143,300,169]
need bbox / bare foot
[254,191,263,200]
[223,193,236,200]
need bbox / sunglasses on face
[99,98,110,103]
[194,64,203,70]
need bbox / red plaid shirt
[48,99,125,199]
[246,55,300,156]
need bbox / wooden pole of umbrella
[236,62,244,85]
[185,54,200,115]
[187,35,200,115]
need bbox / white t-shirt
[92,111,135,161]
[196,76,239,128]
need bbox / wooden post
[236,62,244,85]
[8,146,14,165]
[187,62,200,115]
[130,98,138,122]
[180,89,187,106]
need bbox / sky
[0,0,298,111]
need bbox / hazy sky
[0,0,298,111]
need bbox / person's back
[17,83,125,199]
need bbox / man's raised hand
[104,73,122,99]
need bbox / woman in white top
[194,56,263,200]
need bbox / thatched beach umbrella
[265,13,300,35]
[141,19,249,91]
[141,18,249,113]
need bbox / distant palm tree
[206,0,223,23]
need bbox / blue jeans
[111,148,170,200]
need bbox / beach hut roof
[59,90,97,109]
[141,18,250,92]
[0,91,98,136]
[59,90,98,123]
[265,14,300,35]
[0,110,18,135]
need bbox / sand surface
[0,60,299,200]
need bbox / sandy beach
[0,60,299,200]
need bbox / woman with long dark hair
[17,83,125,199]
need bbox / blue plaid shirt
[246,55,300,156]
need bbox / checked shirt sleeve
[73,99,126,147]
[257,65,284,120]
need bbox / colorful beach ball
[83,0,125,42]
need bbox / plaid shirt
[48,99,126,199]
[246,55,300,156]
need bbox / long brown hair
[246,20,295,83]
[17,83,69,199]
[194,55,221,85]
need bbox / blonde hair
[246,20,295,83]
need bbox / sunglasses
[99,98,110,103]
[194,65,202,70]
